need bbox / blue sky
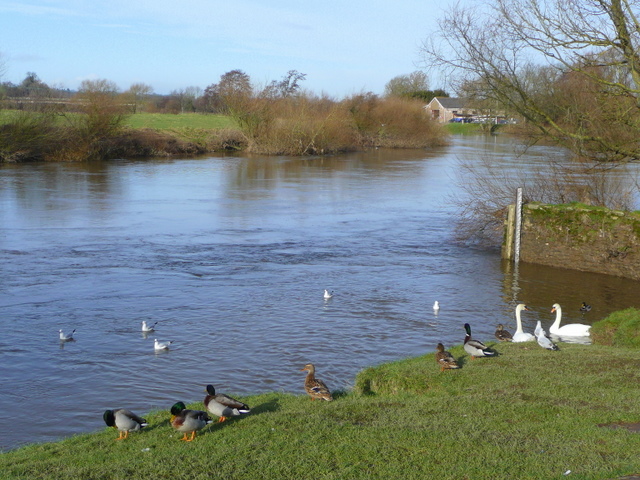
[0,0,452,97]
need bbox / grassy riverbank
[3,341,640,479]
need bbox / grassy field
[2,341,640,479]
[122,112,237,130]
[0,110,236,130]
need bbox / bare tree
[421,0,640,161]
[384,71,429,97]
[73,78,127,139]
[125,82,154,113]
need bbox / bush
[0,111,60,162]
[591,308,640,347]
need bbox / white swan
[141,320,157,332]
[534,320,559,351]
[550,303,591,336]
[512,304,535,342]
[324,289,333,300]
[154,339,173,351]
[59,329,75,341]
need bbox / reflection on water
[1,135,639,452]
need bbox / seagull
[154,339,173,351]
[59,329,75,341]
[324,289,334,300]
[433,301,440,313]
[142,321,157,332]
[534,321,559,351]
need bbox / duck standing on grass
[203,384,251,423]
[170,401,212,442]
[463,323,497,359]
[495,324,513,342]
[435,343,460,371]
[301,363,333,401]
[103,409,148,440]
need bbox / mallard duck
[59,329,75,341]
[580,302,592,313]
[435,343,460,371]
[301,363,333,401]
[534,320,559,351]
[494,324,513,342]
[463,323,497,359]
[203,385,250,422]
[170,401,212,441]
[550,304,591,336]
[324,289,334,300]
[141,321,157,332]
[103,408,148,440]
[512,304,535,342]
[154,339,172,351]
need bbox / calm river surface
[2,135,640,452]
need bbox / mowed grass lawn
[3,341,640,479]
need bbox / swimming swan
[550,304,591,336]
[512,304,535,342]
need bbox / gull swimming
[59,329,75,341]
[154,339,173,351]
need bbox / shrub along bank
[0,95,448,162]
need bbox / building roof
[429,97,467,109]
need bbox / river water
[1,135,639,452]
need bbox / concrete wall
[503,203,640,280]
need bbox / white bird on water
[433,301,440,313]
[141,321,157,332]
[154,339,173,351]
[324,289,334,300]
[59,329,75,341]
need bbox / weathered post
[502,204,515,260]
[514,187,523,264]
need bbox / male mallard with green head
[464,323,498,359]
[170,401,212,441]
[203,385,251,423]
[103,408,148,440]
[301,363,333,401]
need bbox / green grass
[3,341,640,479]
[123,112,237,130]
[444,123,484,134]
[591,308,640,347]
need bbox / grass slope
[3,342,640,479]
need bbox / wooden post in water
[503,204,516,260]
[514,187,523,264]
